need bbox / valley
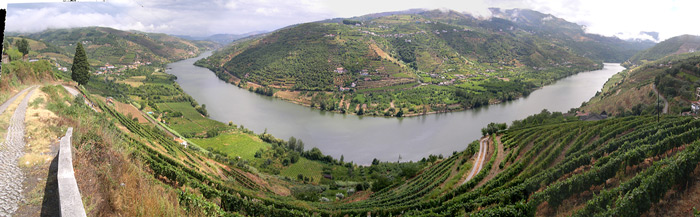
[195,9,652,117]
[3,4,700,217]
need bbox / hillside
[626,34,700,66]
[35,88,700,216]
[487,8,656,63]
[3,28,700,216]
[196,9,653,117]
[174,31,268,45]
[583,51,700,115]
[6,27,219,67]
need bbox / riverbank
[218,66,603,118]
[195,52,603,118]
[169,51,622,164]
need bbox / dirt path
[0,87,36,216]
[0,86,35,116]
[651,84,668,114]
[61,85,80,97]
[476,135,506,188]
[462,136,489,184]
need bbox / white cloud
[225,1,238,9]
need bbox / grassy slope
[197,10,636,117]
[627,34,700,65]
[280,158,324,183]
[191,132,270,160]
[8,27,218,66]
[584,52,700,115]
[157,102,226,135]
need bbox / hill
[626,34,700,66]
[487,8,656,63]
[7,27,219,66]
[4,28,699,216]
[174,31,268,45]
[196,9,653,117]
[36,86,700,216]
[583,50,700,115]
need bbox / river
[167,51,623,164]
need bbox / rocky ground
[0,87,36,216]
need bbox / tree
[19,39,29,56]
[71,43,91,85]
[2,39,9,55]
[296,139,304,152]
[288,136,297,151]
[14,38,29,57]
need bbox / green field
[280,157,324,183]
[190,132,270,160]
[158,102,226,136]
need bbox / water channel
[167,51,623,164]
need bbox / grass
[280,157,323,183]
[601,71,625,93]
[0,88,35,148]
[38,85,188,216]
[190,132,270,160]
[680,71,700,83]
[356,82,417,93]
[117,76,146,87]
[158,102,226,135]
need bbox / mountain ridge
[195,8,653,117]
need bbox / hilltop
[6,27,219,67]
[583,42,700,115]
[3,21,700,217]
[625,34,700,66]
[196,8,654,117]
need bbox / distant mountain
[627,34,700,66]
[486,8,656,63]
[9,27,218,66]
[173,31,268,45]
[194,8,655,116]
[201,8,653,90]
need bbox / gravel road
[0,87,36,216]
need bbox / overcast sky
[4,0,699,41]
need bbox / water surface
[167,51,623,164]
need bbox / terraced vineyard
[90,84,700,217]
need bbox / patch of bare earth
[275,90,312,106]
[15,89,64,216]
[476,135,505,188]
[343,191,372,203]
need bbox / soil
[476,135,506,188]
[14,141,60,217]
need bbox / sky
[4,0,700,41]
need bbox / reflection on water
[168,51,623,164]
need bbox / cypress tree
[71,43,90,85]
[19,39,29,56]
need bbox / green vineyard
[88,81,700,217]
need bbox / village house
[692,101,700,114]
[174,137,189,148]
[334,67,347,74]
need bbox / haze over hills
[174,31,269,45]
[6,27,218,66]
[196,8,654,117]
